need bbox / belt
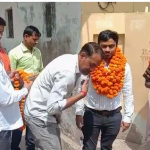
[85,106,122,116]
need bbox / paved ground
[20,137,141,150]
[20,131,150,150]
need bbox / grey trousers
[24,115,62,150]
[0,130,11,150]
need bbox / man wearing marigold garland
[9,25,43,150]
[75,30,134,150]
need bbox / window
[44,2,56,37]
[5,8,14,38]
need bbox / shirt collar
[75,54,80,73]
[21,42,35,52]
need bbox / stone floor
[20,131,150,150]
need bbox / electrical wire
[97,2,115,13]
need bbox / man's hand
[53,113,62,124]
[81,79,89,93]
[76,115,83,130]
[9,71,24,88]
[9,71,25,88]
[8,70,19,82]
[23,81,33,91]
[121,121,130,132]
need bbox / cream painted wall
[81,7,150,144]
[82,2,150,14]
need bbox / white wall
[0,2,81,66]
[0,2,45,51]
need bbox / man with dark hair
[0,16,6,26]
[9,25,43,150]
[24,42,104,150]
[76,30,134,150]
[0,17,11,72]
[9,25,43,73]
[23,25,41,37]
[0,17,6,40]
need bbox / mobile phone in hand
[81,79,85,85]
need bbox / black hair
[0,17,6,26]
[79,42,104,59]
[98,30,119,45]
[23,25,41,37]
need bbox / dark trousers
[82,107,122,150]
[11,126,35,150]
[0,130,11,150]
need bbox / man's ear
[24,34,28,40]
[79,51,87,59]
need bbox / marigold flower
[90,47,126,99]
[13,70,32,131]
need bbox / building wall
[82,2,150,14]
[0,2,82,149]
[0,2,81,66]
[1,1,150,147]
[81,2,150,145]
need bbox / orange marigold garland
[13,70,32,131]
[90,47,127,99]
